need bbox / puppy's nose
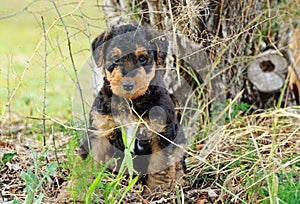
[122,81,135,91]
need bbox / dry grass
[1,107,299,203]
[187,107,300,203]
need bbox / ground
[1,108,300,203]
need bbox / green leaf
[117,175,138,204]
[25,97,31,106]
[85,165,106,203]
[45,162,58,176]
[29,150,39,177]
[120,125,127,148]
[176,186,182,204]
[2,152,17,165]
[86,161,113,203]
[34,193,44,204]
[20,170,38,193]
[124,148,134,179]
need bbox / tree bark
[99,0,295,113]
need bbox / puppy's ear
[155,43,168,66]
[154,38,168,67]
[144,28,169,66]
[91,31,111,67]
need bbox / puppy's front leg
[146,137,185,192]
[88,111,119,164]
[147,151,177,191]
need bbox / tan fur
[105,68,123,94]
[105,64,156,99]
[135,47,148,58]
[146,136,185,191]
[147,156,184,191]
[149,119,166,133]
[112,47,122,58]
[131,65,155,99]
[289,29,300,104]
[90,110,119,163]
[90,110,118,138]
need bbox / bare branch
[41,16,47,148]
[51,0,90,151]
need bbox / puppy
[79,24,186,191]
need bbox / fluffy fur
[79,24,186,191]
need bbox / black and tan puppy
[79,24,186,191]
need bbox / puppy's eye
[138,56,147,66]
[107,58,120,72]
[113,58,121,65]
[107,65,114,72]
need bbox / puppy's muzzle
[122,81,135,91]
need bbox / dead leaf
[197,199,207,204]
[196,144,204,151]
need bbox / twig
[0,0,37,20]
[0,124,31,135]
[216,0,224,37]
[55,36,76,84]
[266,0,279,54]
[52,126,60,165]
[51,0,90,150]
[0,179,4,202]
[213,90,244,123]
[6,55,12,122]
[77,0,94,84]
[248,120,271,194]
[41,16,47,148]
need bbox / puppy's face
[102,33,159,99]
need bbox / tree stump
[247,50,288,93]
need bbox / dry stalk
[41,16,47,148]
[51,0,90,151]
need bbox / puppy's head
[92,25,168,99]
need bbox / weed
[226,99,251,122]
[176,186,182,204]
[21,150,57,204]
[0,153,16,171]
[246,168,300,204]
[1,150,57,204]
[66,127,139,203]
[69,156,138,204]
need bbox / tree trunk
[99,0,295,116]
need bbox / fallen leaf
[197,199,207,204]
[208,188,218,198]
[196,144,205,151]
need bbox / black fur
[79,24,186,186]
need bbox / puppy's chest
[115,114,147,154]
[112,99,165,155]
